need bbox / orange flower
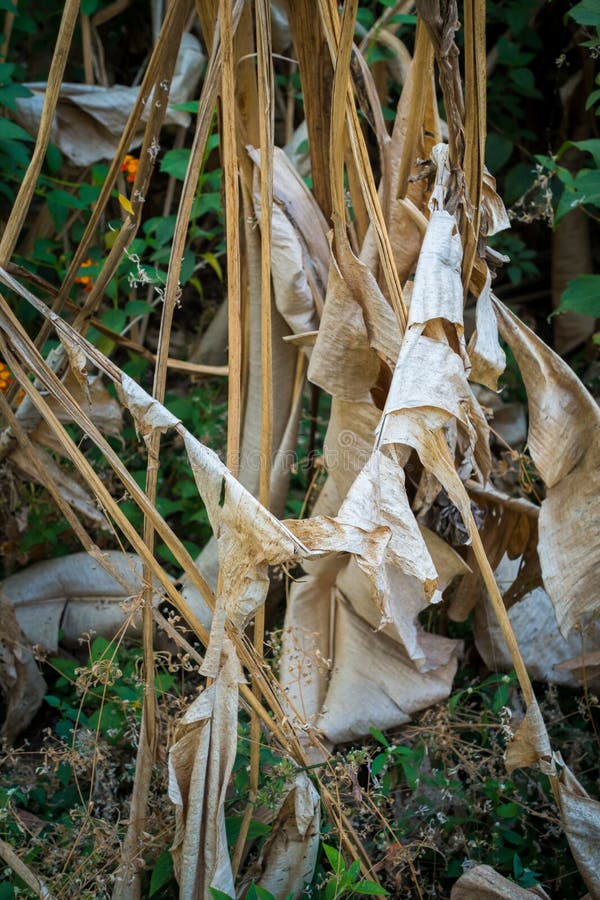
[0,362,12,392]
[120,154,139,184]
[75,258,95,293]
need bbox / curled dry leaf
[494,299,600,636]
[168,640,243,900]
[248,145,328,334]
[451,864,551,900]
[252,773,320,899]
[13,34,205,166]
[504,700,553,775]
[0,551,157,741]
[1,550,157,655]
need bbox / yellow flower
[75,258,95,293]
[0,362,13,392]
[120,154,139,184]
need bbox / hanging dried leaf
[468,274,506,391]
[504,700,552,775]
[168,640,243,900]
[251,773,320,898]
[248,145,328,333]
[556,757,600,899]
[494,299,600,636]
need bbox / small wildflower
[75,259,96,293]
[0,361,12,392]
[120,154,139,183]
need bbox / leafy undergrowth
[1,636,597,898]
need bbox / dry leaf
[0,592,47,745]
[494,299,600,636]
[13,33,204,166]
[252,773,320,898]
[10,442,108,526]
[168,640,243,900]
[317,597,460,743]
[1,550,155,654]
[249,145,328,333]
[505,700,552,775]
[556,757,600,899]
[451,864,551,899]
[468,274,506,391]
[474,555,600,689]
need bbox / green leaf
[508,67,541,98]
[496,801,520,819]
[569,139,600,168]
[0,880,15,899]
[0,0,17,11]
[149,850,173,896]
[90,635,112,660]
[81,0,98,13]
[369,726,389,747]
[585,89,600,111]
[0,117,33,141]
[485,133,513,173]
[346,859,360,881]
[246,886,278,900]
[569,0,600,27]
[169,100,199,113]
[323,843,345,874]
[160,148,191,180]
[353,880,389,895]
[225,816,270,846]
[209,890,235,900]
[556,275,600,317]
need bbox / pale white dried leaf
[481,170,511,236]
[254,773,320,898]
[168,640,242,900]
[280,554,341,735]
[249,145,328,333]
[119,373,180,443]
[409,210,465,343]
[451,864,550,899]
